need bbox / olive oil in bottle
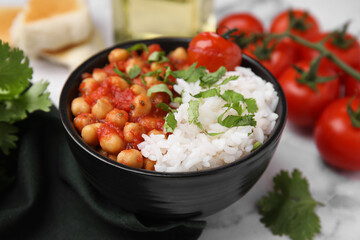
[113,0,215,42]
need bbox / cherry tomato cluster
[188,9,360,170]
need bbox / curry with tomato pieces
[70,44,188,170]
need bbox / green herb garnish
[113,64,132,85]
[148,51,169,62]
[163,111,177,133]
[147,84,173,101]
[126,43,148,53]
[199,66,227,88]
[0,40,52,155]
[128,65,141,79]
[259,169,323,240]
[187,100,222,136]
[171,63,207,83]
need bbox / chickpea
[79,78,99,94]
[123,122,145,143]
[74,113,97,132]
[99,131,126,154]
[130,84,146,95]
[71,97,90,116]
[170,47,188,61]
[130,94,152,118]
[92,98,113,119]
[150,62,162,72]
[81,123,102,146]
[108,48,129,63]
[109,76,129,91]
[92,69,107,82]
[125,58,145,74]
[143,158,156,171]
[147,129,164,136]
[144,75,159,87]
[117,149,143,169]
[105,109,128,128]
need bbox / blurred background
[3,0,360,45]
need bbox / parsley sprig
[0,41,52,155]
[259,169,323,240]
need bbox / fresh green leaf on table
[0,40,52,156]
[0,81,51,123]
[258,169,323,240]
[0,41,33,100]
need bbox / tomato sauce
[71,44,189,169]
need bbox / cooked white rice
[138,66,279,172]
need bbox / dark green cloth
[0,107,206,240]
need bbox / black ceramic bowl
[59,37,287,220]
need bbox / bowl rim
[59,37,287,178]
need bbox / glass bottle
[113,0,215,43]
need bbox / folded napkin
[0,107,206,239]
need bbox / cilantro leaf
[244,98,258,113]
[156,103,173,112]
[218,75,239,86]
[0,122,18,155]
[0,40,33,100]
[126,43,148,53]
[128,65,141,79]
[148,51,169,62]
[188,100,200,125]
[218,114,256,127]
[163,111,177,133]
[0,41,52,156]
[147,84,173,101]
[171,63,207,83]
[188,100,222,136]
[199,66,226,88]
[220,90,244,102]
[0,81,52,123]
[252,141,262,150]
[193,88,220,99]
[258,169,323,240]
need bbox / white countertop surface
[2,0,360,239]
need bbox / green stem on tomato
[264,32,360,81]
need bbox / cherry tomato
[271,9,320,62]
[270,9,320,41]
[300,32,360,78]
[187,32,242,72]
[314,97,360,170]
[278,60,340,128]
[344,69,360,97]
[217,13,264,36]
[243,39,297,79]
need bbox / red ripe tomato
[301,32,360,78]
[217,13,264,36]
[344,70,360,97]
[243,40,297,79]
[278,60,341,128]
[314,97,360,170]
[270,9,320,41]
[187,32,242,72]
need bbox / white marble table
[4,0,360,239]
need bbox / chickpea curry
[71,44,189,170]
